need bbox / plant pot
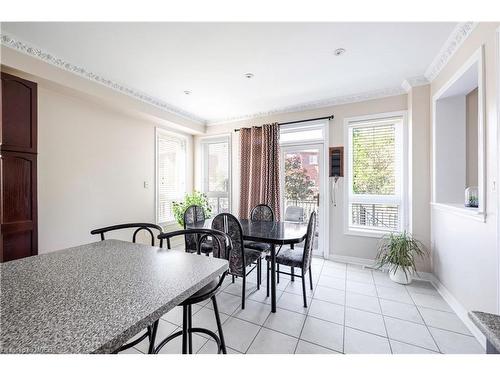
[388,265,413,285]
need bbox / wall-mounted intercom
[329,146,344,177]
[329,147,344,207]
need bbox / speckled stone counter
[469,311,500,354]
[0,239,228,354]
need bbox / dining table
[196,218,309,313]
[0,239,228,354]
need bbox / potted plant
[171,191,212,228]
[375,231,428,285]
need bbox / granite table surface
[0,239,228,354]
[469,311,500,352]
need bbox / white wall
[198,95,413,265]
[2,67,194,253]
[430,22,499,314]
[407,84,431,270]
[434,95,466,204]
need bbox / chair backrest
[285,206,305,222]
[158,228,233,299]
[250,204,274,222]
[183,205,206,253]
[211,213,246,277]
[301,211,317,271]
[90,223,164,247]
[158,228,232,259]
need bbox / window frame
[344,111,408,237]
[155,127,187,225]
[200,134,232,215]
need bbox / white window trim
[155,127,188,225]
[431,45,486,222]
[199,134,232,213]
[343,111,408,238]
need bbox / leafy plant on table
[172,191,212,227]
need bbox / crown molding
[0,33,206,125]
[424,22,477,82]
[401,76,430,92]
[207,86,406,126]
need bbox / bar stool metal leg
[148,320,159,354]
[182,305,189,354]
[187,304,193,354]
[212,295,227,354]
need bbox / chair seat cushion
[182,277,220,304]
[266,247,304,268]
[244,248,263,265]
[244,240,272,252]
[186,241,213,254]
[200,241,213,254]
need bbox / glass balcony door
[280,144,325,257]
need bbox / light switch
[144,181,149,189]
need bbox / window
[280,123,325,144]
[156,129,186,223]
[346,115,405,234]
[201,136,231,214]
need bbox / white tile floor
[124,258,484,354]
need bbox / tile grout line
[341,262,348,354]
[372,268,393,354]
[406,284,443,354]
[293,258,325,353]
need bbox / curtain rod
[234,115,334,132]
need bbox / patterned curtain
[239,123,281,220]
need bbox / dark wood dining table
[198,218,309,313]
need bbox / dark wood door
[1,72,38,262]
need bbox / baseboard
[411,272,486,349]
[328,254,376,268]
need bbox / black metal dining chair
[152,228,232,354]
[284,205,305,223]
[184,205,213,255]
[212,213,262,309]
[266,211,317,308]
[90,222,164,353]
[244,204,274,287]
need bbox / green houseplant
[171,191,212,227]
[375,231,428,285]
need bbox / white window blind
[156,129,186,223]
[347,117,404,233]
[201,136,230,214]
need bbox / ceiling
[1,22,457,124]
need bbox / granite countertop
[469,311,500,352]
[0,239,228,354]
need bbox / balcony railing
[284,199,318,222]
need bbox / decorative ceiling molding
[401,76,430,92]
[2,23,471,128]
[207,86,406,126]
[424,22,477,82]
[0,33,206,125]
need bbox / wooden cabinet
[1,72,38,262]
